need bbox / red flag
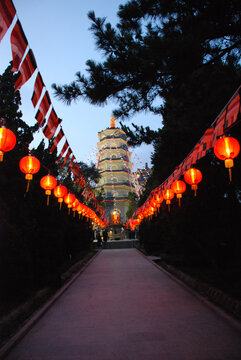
[0,0,16,41]
[72,164,80,181]
[43,107,62,139]
[60,148,72,169]
[172,166,182,181]
[88,191,94,201]
[31,72,45,107]
[166,174,174,189]
[49,128,64,154]
[225,93,240,129]
[11,20,28,72]
[79,174,86,187]
[181,156,192,172]
[188,142,202,166]
[38,90,51,116]
[199,128,214,158]
[15,49,37,90]
[82,187,88,200]
[212,110,226,146]
[67,155,76,173]
[56,140,68,163]
[35,90,51,126]
[35,109,45,127]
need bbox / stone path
[3,249,241,360]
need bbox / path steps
[102,239,139,249]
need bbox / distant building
[132,163,152,196]
[95,117,134,225]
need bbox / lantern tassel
[179,198,181,208]
[168,204,170,212]
[26,179,30,193]
[229,168,232,183]
[47,195,49,206]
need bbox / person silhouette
[97,232,102,248]
[103,229,108,242]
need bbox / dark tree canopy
[52,0,241,188]
[0,62,38,146]
[77,161,100,184]
[53,0,241,119]
[0,63,95,321]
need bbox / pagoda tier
[96,117,133,223]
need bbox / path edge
[136,249,241,331]
[0,250,101,360]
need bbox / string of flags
[127,86,241,230]
[2,0,241,230]
[0,0,105,218]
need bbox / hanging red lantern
[184,168,202,196]
[72,199,80,217]
[53,185,68,209]
[214,136,240,182]
[171,180,186,207]
[154,191,163,212]
[19,155,40,192]
[163,189,174,212]
[64,193,76,214]
[40,175,57,206]
[0,127,16,162]
[77,203,84,219]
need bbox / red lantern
[184,168,202,196]
[171,180,186,207]
[40,175,57,206]
[0,127,16,162]
[154,191,163,212]
[214,136,240,182]
[19,155,40,192]
[64,193,76,214]
[53,185,68,209]
[163,189,174,211]
[72,199,80,217]
[77,203,84,219]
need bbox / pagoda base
[102,239,140,249]
[108,224,126,240]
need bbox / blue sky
[0,0,162,170]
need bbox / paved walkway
[3,249,241,360]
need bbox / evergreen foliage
[53,0,241,116]
[126,191,139,218]
[53,0,241,296]
[0,64,95,316]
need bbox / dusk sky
[0,0,162,170]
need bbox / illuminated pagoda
[96,117,133,236]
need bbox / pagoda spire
[110,116,116,128]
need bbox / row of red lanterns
[1,125,240,229]
[0,126,105,228]
[128,136,240,230]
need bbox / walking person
[97,231,102,248]
[103,229,108,242]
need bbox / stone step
[102,239,140,249]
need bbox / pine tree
[52,0,241,119]
[0,62,38,146]
[52,0,241,189]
